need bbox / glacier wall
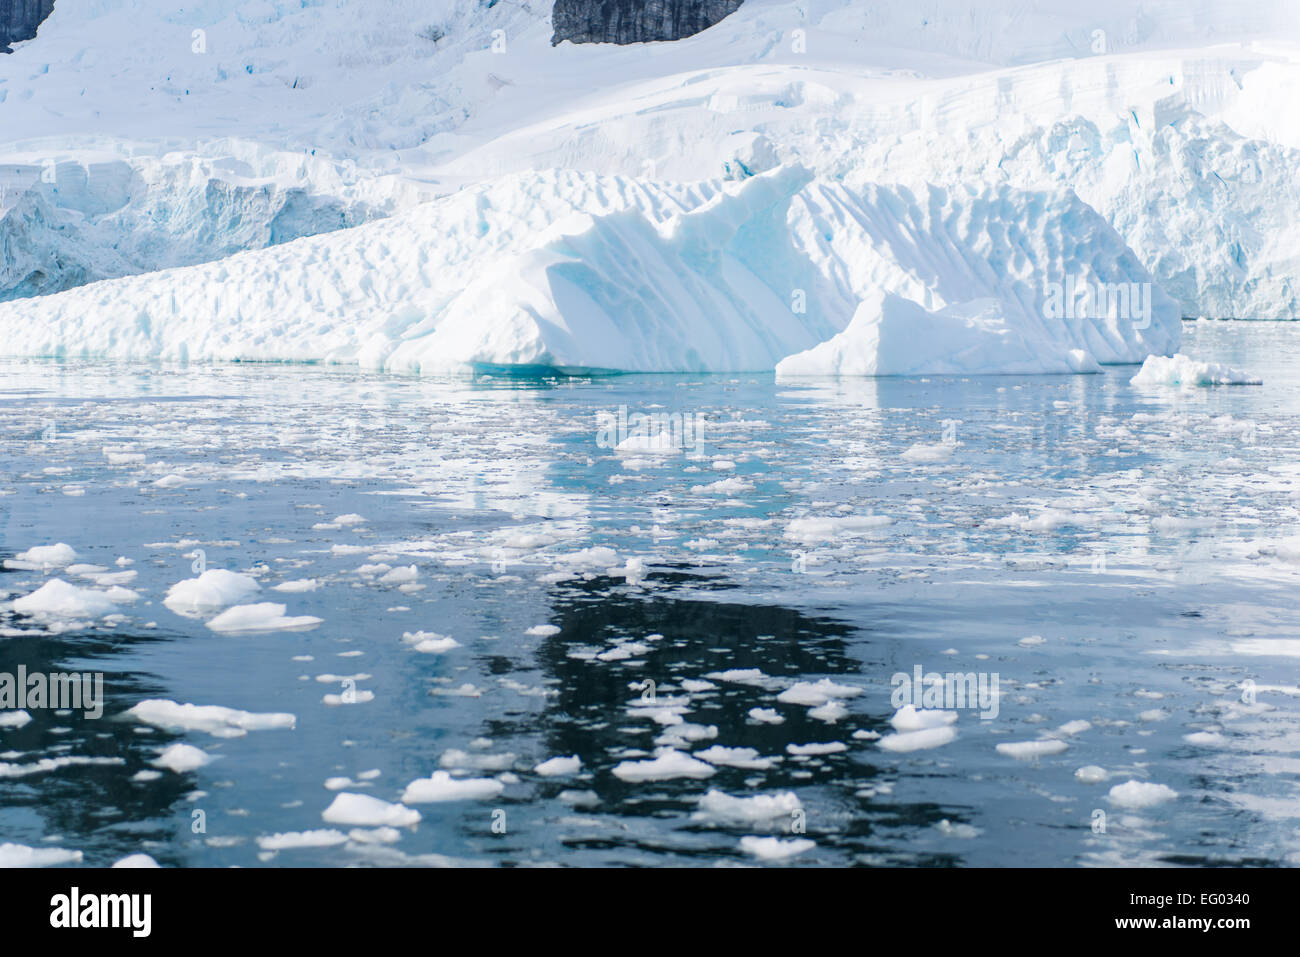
[0,165,1179,375]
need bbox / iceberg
[0,165,1178,375]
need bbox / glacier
[0,0,1297,372]
[0,164,1178,373]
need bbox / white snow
[0,0,1294,343]
[111,853,160,868]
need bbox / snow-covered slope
[0,0,1296,372]
[0,164,1176,374]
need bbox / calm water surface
[2,320,1298,867]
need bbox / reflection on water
[1,321,1299,866]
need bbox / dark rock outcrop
[1,0,55,52]
[552,0,742,46]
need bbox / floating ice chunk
[786,741,847,756]
[1107,780,1179,808]
[748,708,785,724]
[890,705,958,732]
[775,293,1107,378]
[334,514,367,526]
[935,820,981,839]
[164,569,260,614]
[153,474,187,488]
[1018,635,1047,648]
[878,727,957,752]
[0,756,125,778]
[694,790,802,824]
[380,565,418,584]
[611,749,715,782]
[125,699,295,736]
[739,836,815,861]
[322,792,421,827]
[7,543,77,569]
[1055,720,1092,737]
[273,579,320,593]
[205,602,322,632]
[111,853,160,868]
[323,688,375,706]
[777,678,863,706]
[440,749,516,771]
[784,515,891,544]
[901,443,955,463]
[347,827,402,845]
[1183,731,1228,747]
[1075,766,1110,783]
[534,755,582,777]
[401,771,506,803]
[553,546,620,571]
[153,743,213,773]
[12,578,137,619]
[0,843,83,867]
[402,631,461,654]
[690,477,753,495]
[256,830,348,850]
[0,711,32,729]
[808,701,849,723]
[680,679,717,693]
[616,431,684,454]
[694,746,778,770]
[1130,354,1261,387]
[996,739,1068,759]
[525,624,561,637]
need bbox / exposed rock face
[0,0,54,52]
[552,0,742,46]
